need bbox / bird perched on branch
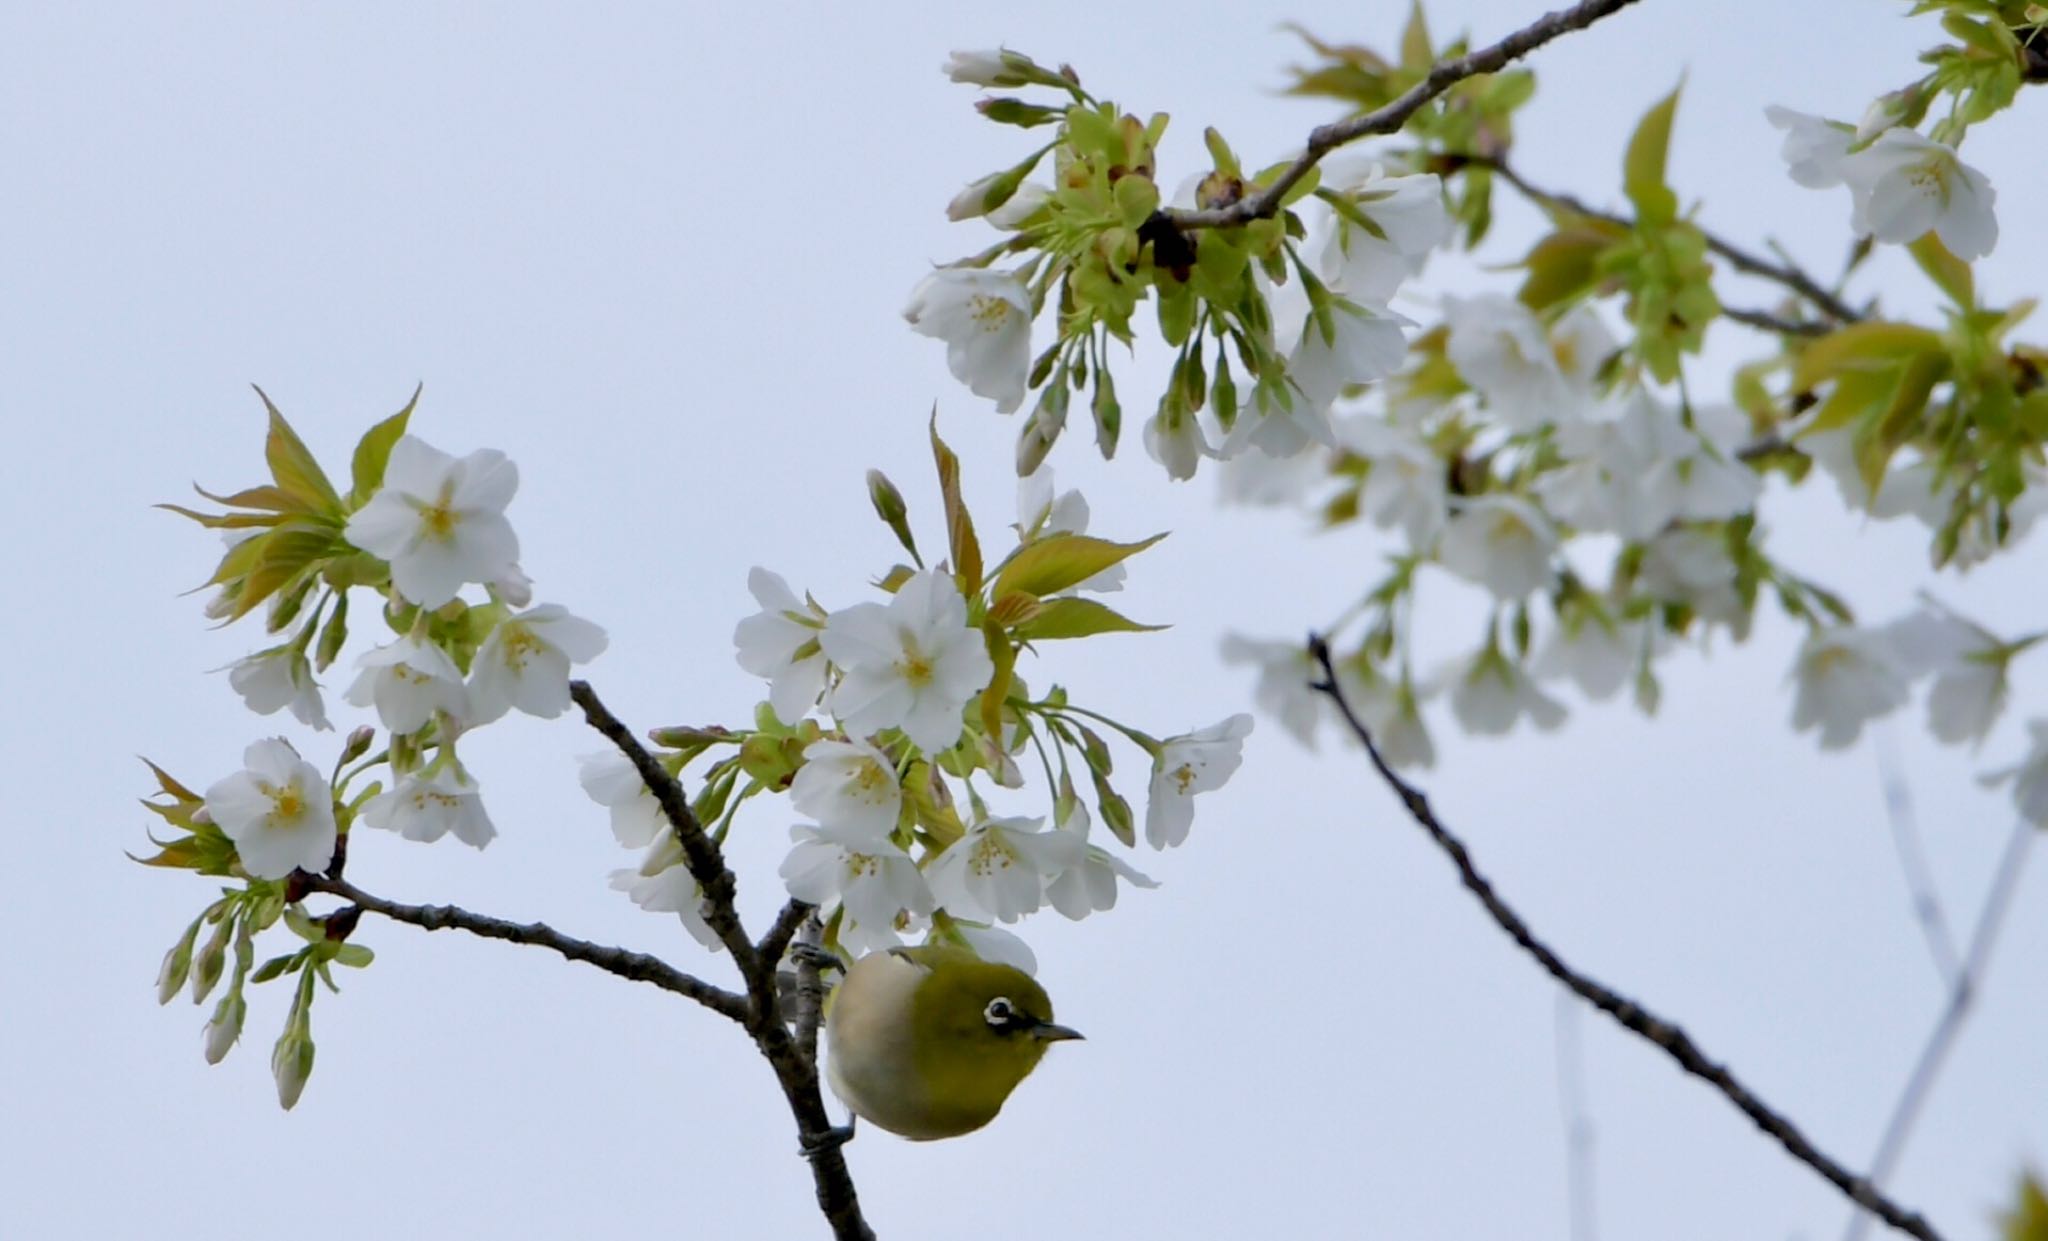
[824,945,1082,1140]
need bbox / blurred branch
[1555,993,1600,1241]
[1166,0,1646,231]
[571,680,872,1241]
[300,873,749,1022]
[1463,152,1862,329]
[1843,818,2034,1241]
[1872,727,1964,987]
[761,898,814,967]
[1305,633,1947,1241]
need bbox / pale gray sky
[4,3,2043,1238]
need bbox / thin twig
[1469,152,1863,326]
[300,873,749,1022]
[1843,818,2034,1241]
[1872,727,1964,987]
[1555,992,1600,1241]
[1305,633,1947,1241]
[1166,0,1647,231]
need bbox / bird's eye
[984,997,1014,1027]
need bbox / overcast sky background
[5,3,2044,1238]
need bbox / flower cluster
[908,49,1451,483]
[142,394,608,1106]
[583,430,1251,963]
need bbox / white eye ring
[984,997,1014,1026]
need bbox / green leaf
[1792,321,1947,391]
[250,952,302,985]
[2004,1172,2048,1241]
[929,414,983,598]
[1013,596,1167,641]
[1623,83,1682,226]
[253,386,343,515]
[979,621,1016,744]
[1398,0,1433,71]
[349,385,418,506]
[1907,233,1974,310]
[993,532,1165,600]
[333,944,374,969]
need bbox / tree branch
[1305,633,1947,1241]
[1467,152,1863,327]
[300,873,750,1023]
[569,680,872,1241]
[760,898,814,968]
[1871,727,1963,987]
[1166,0,1647,231]
[1843,817,2034,1241]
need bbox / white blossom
[988,181,1050,231]
[1217,441,1331,508]
[1015,468,1124,592]
[942,50,1011,86]
[734,567,830,725]
[780,822,935,954]
[1338,414,1448,547]
[1442,294,1579,430]
[360,766,496,849]
[577,752,667,848]
[203,739,338,881]
[1143,403,1215,481]
[1979,720,2048,828]
[1145,714,1254,849]
[789,737,902,836]
[343,435,521,609]
[1220,634,1322,747]
[1639,527,1746,632]
[344,636,468,734]
[1443,647,1566,736]
[1789,626,1911,749]
[1045,802,1158,920]
[467,604,608,725]
[927,814,1084,922]
[1313,161,1452,303]
[202,993,245,1065]
[1273,300,1412,444]
[1534,612,1661,702]
[1842,127,1997,260]
[1437,494,1558,600]
[904,268,1033,414]
[822,570,993,753]
[1885,605,2012,747]
[1764,105,1852,188]
[225,647,330,731]
[948,922,1040,974]
[611,836,722,952]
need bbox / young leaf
[253,387,343,515]
[1013,596,1167,641]
[929,414,984,597]
[349,385,419,506]
[1623,83,1682,227]
[993,532,1166,600]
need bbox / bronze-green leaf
[929,413,983,596]
[349,385,418,506]
[254,386,343,515]
[994,532,1166,600]
[1013,596,1167,641]
[1623,83,1682,227]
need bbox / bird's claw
[799,1117,857,1158]
[790,942,845,973]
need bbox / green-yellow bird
[824,945,1082,1140]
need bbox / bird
[823,944,1082,1140]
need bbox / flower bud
[156,927,198,1006]
[338,725,377,767]
[271,1027,316,1111]
[203,991,245,1065]
[189,917,232,1004]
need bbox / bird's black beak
[1030,1021,1084,1043]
